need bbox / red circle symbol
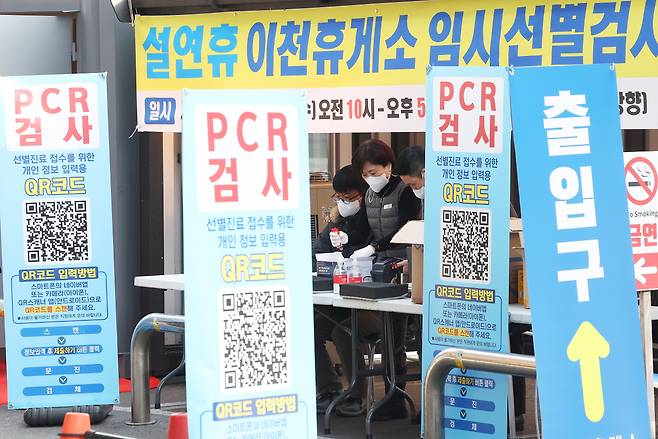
[626,156,658,206]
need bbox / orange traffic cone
[167,412,188,439]
[60,412,91,439]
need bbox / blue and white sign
[144,97,176,125]
[511,64,650,438]
[182,89,316,439]
[422,66,511,436]
[0,73,119,408]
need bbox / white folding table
[135,274,658,438]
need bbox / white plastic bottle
[333,261,347,294]
[347,259,363,284]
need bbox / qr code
[219,286,290,393]
[440,208,490,283]
[24,199,90,264]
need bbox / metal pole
[424,348,536,439]
[126,313,185,426]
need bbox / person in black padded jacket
[312,165,371,271]
[314,165,372,414]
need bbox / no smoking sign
[625,156,657,206]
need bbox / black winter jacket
[312,205,371,271]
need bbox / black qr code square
[24,199,91,264]
[219,286,290,393]
[440,208,490,283]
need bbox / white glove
[351,245,375,259]
[329,231,349,248]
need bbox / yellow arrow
[567,321,610,422]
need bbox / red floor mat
[119,376,161,393]
[0,361,159,405]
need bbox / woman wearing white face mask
[397,145,425,219]
[350,139,422,260]
[329,139,421,420]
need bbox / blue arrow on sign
[57,337,66,345]
[59,376,68,384]
[58,356,67,365]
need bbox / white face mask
[412,186,424,199]
[365,174,389,193]
[337,199,361,217]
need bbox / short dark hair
[352,139,395,174]
[332,165,367,195]
[396,145,425,177]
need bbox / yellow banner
[135,0,658,91]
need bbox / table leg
[380,358,417,423]
[154,355,185,409]
[324,308,359,434]
[365,312,417,438]
[379,313,417,420]
[365,312,393,439]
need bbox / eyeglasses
[331,192,360,203]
